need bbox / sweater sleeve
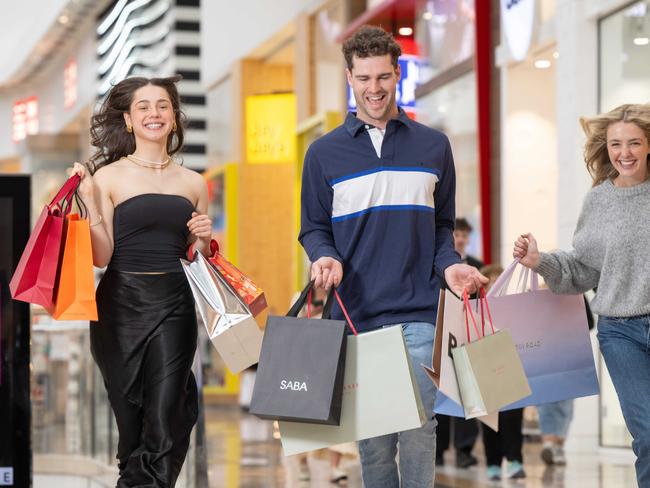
[535,251,600,294]
[433,137,462,275]
[298,146,342,263]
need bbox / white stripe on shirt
[331,169,439,222]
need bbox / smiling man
[298,25,487,487]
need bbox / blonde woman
[513,104,650,485]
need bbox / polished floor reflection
[34,403,638,487]
[204,404,638,488]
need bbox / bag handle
[463,288,495,342]
[332,289,358,336]
[463,289,481,343]
[313,285,359,336]
[48,174,81,214]
[287,281,358,336]
[287,281,316,317]
[486,258,539,298]
[188,238,219,261]
[479,288,496,336]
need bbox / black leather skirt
[90,270,198,487]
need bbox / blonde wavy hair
[580,103,650,186]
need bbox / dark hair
[342,25,402,70]
[88,75,187,173]
[479,264,504,281]
[455,217,472,233]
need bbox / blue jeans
[357,322,437,488]
[537,399,574,438]
[597,315,650,487]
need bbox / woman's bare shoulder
[176,164,205,185]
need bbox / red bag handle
[307,287,358,336]
[333,289,358,336]
[187,238,219,261]
[463,288,496,342]
[48,174,81,214]
[479,288,496,336]
[463,289,481,342]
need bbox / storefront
[414,0,488,261]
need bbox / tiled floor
[35,404,638,487]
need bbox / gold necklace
[126,154,171,169]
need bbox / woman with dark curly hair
[514,103,650,486]
[69,75,211,487]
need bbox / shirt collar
[344,107,413,137]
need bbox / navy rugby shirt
[299,109,461,332]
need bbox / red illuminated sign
[12,97,38,142]
[64,59,77,110]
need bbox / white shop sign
[0,467,13,486]
[501,0,536,61]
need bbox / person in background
[436,217,482,469]
[537,296,595,466]
[299,25,487,487]
[454,217,484,269]
[514,103,650,486]
[478,264,526,481]
[537,400,573,466]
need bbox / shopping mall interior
[1,0,650,486]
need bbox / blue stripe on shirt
[331,204,435,223]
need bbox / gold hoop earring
[172,121,177,132]
[126,125,133,133]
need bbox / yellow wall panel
[237,163,295,317]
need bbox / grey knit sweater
[535,178,650,318]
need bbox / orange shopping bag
[51,213,98,320]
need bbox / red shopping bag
[189,239,267,317]
[9,175,80,308]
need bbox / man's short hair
[342,25,402,70]
[455,218,472,233]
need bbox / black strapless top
[109,193,195,273]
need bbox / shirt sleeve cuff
[436,254,462,276]
[534,252,561,281]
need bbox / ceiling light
[58,14,69,24]
[422,11,433,21]
[633,37,649,46]
[535,59,551,69]
[398,27,413,36]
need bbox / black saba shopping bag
[250,282,348,425]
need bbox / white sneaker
[553,446,567,466]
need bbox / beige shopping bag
[451,290,531,419]
[422,289,499,430]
